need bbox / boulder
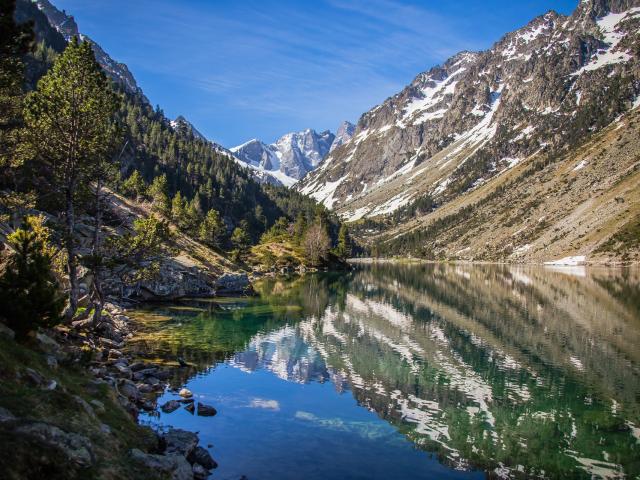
[196,403,217,417]
[178,388,192,398]
[0,406,16,422]
[188,446,217,470]
[214,273,251,295]
[130,449,193,480]
[90,399,105,414]
[34,332,61,356]
[0,322,16,340]
[192,462,211,479]
[118,379,140,402]
[184,403,195,414]
[161,400,181,414]
[120,262,215,301]
[72,395,97,419]
[163,428,199,457]
[15,422,94,467]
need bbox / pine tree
[122,170,147,200]
[199,209,224,247]
[0,219,64,340]
[23,37,119,319]
[230,226,250,261]
[0,0,33,176]
[336,224,351,260]
[148,174,170,214]
[171,191,187,225]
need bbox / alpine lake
[126,263,640,480]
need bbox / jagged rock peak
[30,0,144,98]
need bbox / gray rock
[72,395,97,419]
[145,376,160,386]
[34,332,61,356]
[214,273,251,294]
[100,423,112,435]
[130,362,147,372]
[163,428,199,457]
[178,388,192,398]
[113,363,132,378]
[130,449,193,480]
[0,322,15,340]
[90,399,105,414]
[45,355,58,369]
[192,462,211,479]
[137,383,153,394]
[16,422,94,467]
[118,379,140,402]
[0,406,16,422]
[196,403,217,417]
[188,446,217,470]
[161,400,181,414]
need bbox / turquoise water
[129,264,640,479]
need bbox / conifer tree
[148,174,170,214]
[336,224,351,260]
[0,0,33,177]
[122,170,147,200]
[199,209,224,247]
[0,219,64,339]
[23,37,119,319]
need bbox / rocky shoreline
[0,294,232,479]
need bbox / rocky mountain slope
[30,0,145,99]
[298,0,640,262]
[231,127,343,186]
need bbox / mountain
[330,121,356,152]
[298,0,640,263]
[170,115,207,142]
[231,128,337,186]
[28,0,145,99]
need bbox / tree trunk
[90,178,104,329]
[64,184,78,321]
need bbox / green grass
[0,334,165,480]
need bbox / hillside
[298,0,640,263]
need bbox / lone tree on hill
[23,37,120,320]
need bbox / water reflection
[129,264,640,479]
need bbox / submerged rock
[161,400,181,414]
[196,403,217,417]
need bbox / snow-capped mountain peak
[231,125,344,186]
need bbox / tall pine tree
[23,37,119,319]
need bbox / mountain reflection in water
[128,264,640,479]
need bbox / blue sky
[54,0,578,147]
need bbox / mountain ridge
[297,0,640,262]
[231,123,354,186]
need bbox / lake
[127,263,640,479]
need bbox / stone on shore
[163,428,199,457]
[130,449,193,480]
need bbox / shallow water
[128,264,640,479]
